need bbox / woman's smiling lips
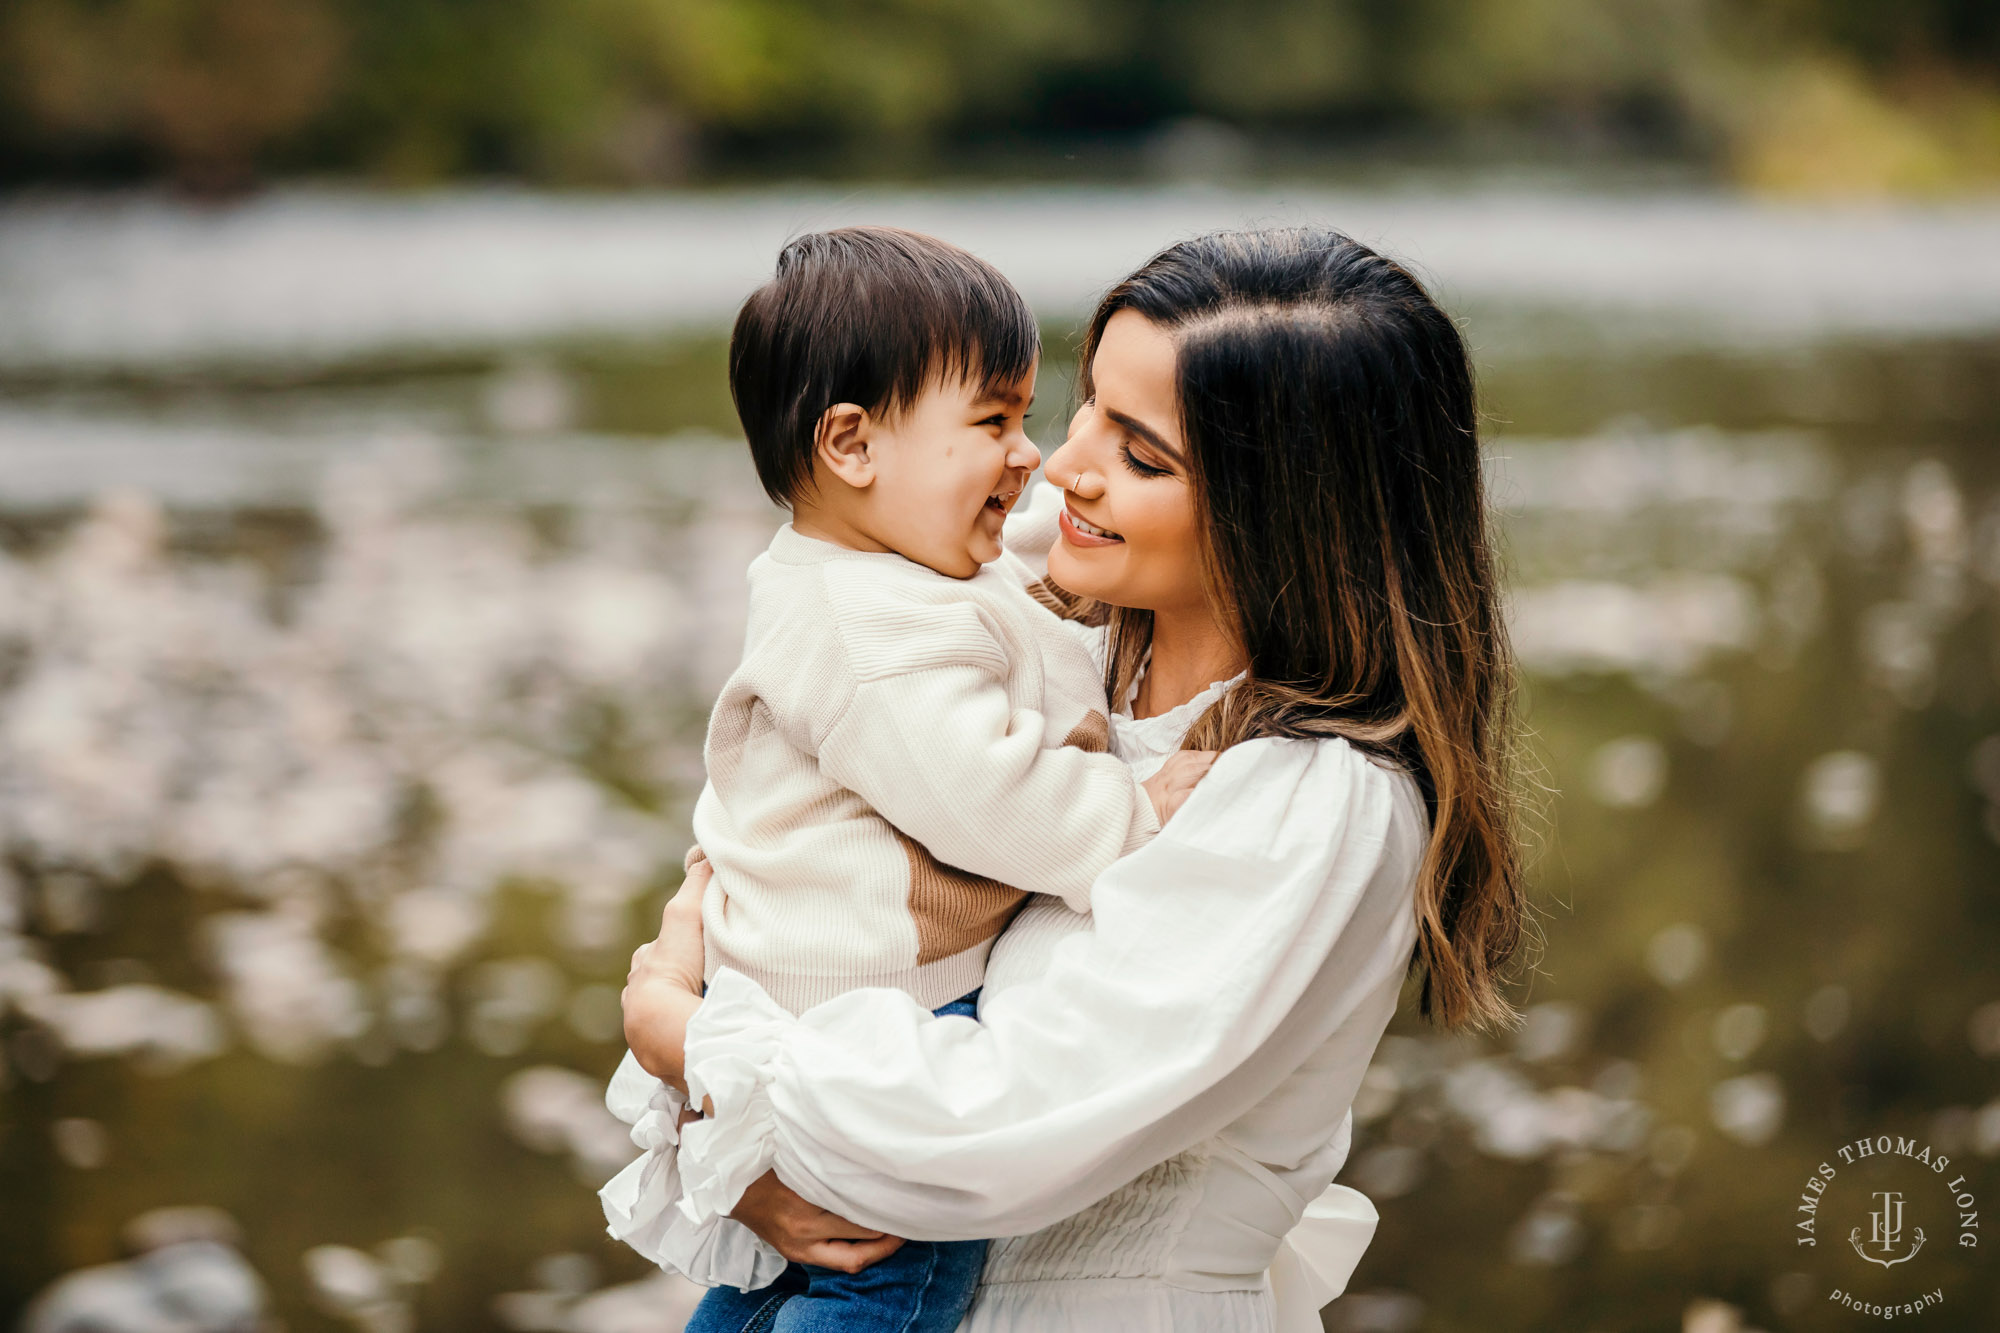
[1059,504,1124,546]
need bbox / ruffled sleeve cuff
[675,968,798,1228]
[598,1048,786,1291]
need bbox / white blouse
[601,485,1430,1331]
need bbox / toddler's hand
[1142,750,1218,827]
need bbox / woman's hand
[729,1170,906,1273]
[621,848,712,1089]
[1141,750,1218,826]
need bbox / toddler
[601,227,1209,1333]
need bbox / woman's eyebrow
[1105,407,1184,464]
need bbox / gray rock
[22,1240,268,1333]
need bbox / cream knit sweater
[692,523,1160,1015]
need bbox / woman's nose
[1045,441,1104,497]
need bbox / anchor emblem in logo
[1849,1190,1926,1268]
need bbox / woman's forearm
[621,863,713,1093]
[623,980,702,1091]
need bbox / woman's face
[1044,309,1207,617]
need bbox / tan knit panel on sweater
[1023,575,1109,628]
[901,833,1025,966]
[1061,710,1109,754]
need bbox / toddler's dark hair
[729,227,1040,506]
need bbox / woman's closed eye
[1119,443,1171,478]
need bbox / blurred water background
[4,4,2000,1332]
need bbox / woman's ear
[814,403,875,489]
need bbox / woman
[618,226,1525,1331]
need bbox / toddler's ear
[813,403,875,489]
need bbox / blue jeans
[685,992,986,1333]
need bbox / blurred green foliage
[1,0,1997,193]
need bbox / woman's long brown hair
[1075,227,1526,1032]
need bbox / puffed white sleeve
[673,735,1423,1241]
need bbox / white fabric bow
[1266,1183,1379,1332]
